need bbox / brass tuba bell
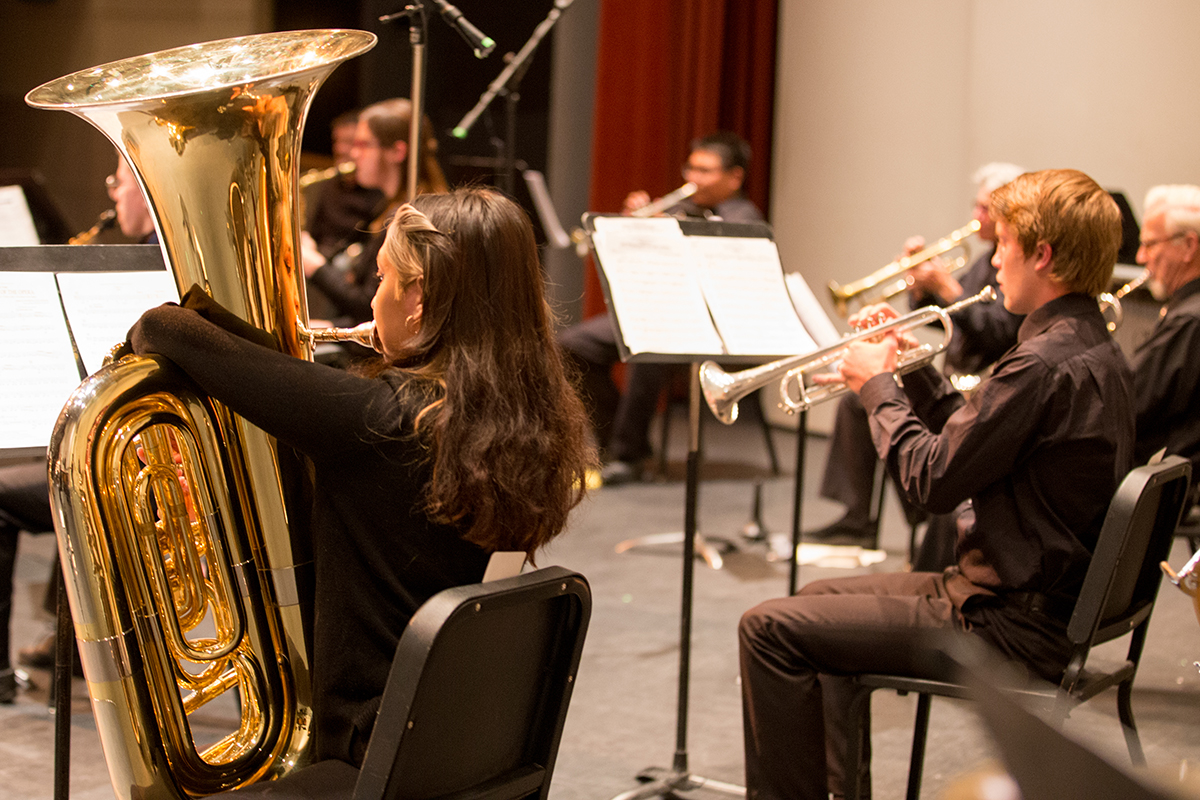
[27,29,376,800]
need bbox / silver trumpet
[300,320,381,352]
[700,286,997,424]
[629,181,698,217]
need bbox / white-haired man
[809,163,1026,557]
[1131,184,1200,488]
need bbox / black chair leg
[905,693,932,800]
[1116,680,1146,766]
[845,685,875,800]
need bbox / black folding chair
[216,565,591,800]
[844,455,1192,800]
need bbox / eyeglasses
[351,138,382,150]
[681,163,726,179]
[1138,232,1187,250]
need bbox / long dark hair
[377,186,595,557]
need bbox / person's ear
[387,140,408,165]
[1181,230,1199,263]
[1032,241,1053,273]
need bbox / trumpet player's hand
[300,231,326,277]
[847,302,899,331]
[832,333,902,394]
[908,260,964,303]
[622,190,652,215]
[902,235,926,257]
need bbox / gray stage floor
[3,412,1200,799]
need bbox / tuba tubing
[28,29,377,800]
[700,286,997,424]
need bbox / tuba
[27,29,376,800]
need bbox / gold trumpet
[299,159,355,189]
[629,181,698,217]
[1098,269,1150,333]
[28,29,376,800]
[828,220,981,317]
[701,286,997,424]
[68,208,117,244]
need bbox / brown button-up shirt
[860,293,1135,675]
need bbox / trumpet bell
[700,286,997,424]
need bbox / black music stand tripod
[609,364,745,800]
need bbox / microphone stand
[380,1,494,201]
[451,0,573,195]
[379,3,429,203]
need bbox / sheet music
[0,272,84,449]
[785,272,842,348]
[0,186,41,247]
[56,270,178,375]
[691,236,816,356]
[591,216,725,356]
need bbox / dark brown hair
[380,186,596,558]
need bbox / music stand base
[610,766,745,800]
[614,532,736,570]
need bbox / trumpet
[300,320,381,352]
[700,286,997,424]
[298,159,355,189]
[828,220,981,317]
[1097,269,1149,333]
[68,208,117,244]
[629,182,698,217]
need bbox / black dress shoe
[0,669,16,704]
[600,459,643,487]
[17,632,55,670]
[804,518,877,548]
[18,632,84,676]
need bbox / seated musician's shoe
[17,632,55,670]
[600,459,643,487]
[0,668,16,704]
[18,632,84,676]
[804,516,876,548]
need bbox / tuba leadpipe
[629,181,698,217]
[700,286,997,424]
[828,220,981,317]
[301,320,380,352]
[28,29,376,800]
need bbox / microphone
[431,0,495,59]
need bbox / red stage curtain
[583,0,778,317]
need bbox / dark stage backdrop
[278,0,558,197]
[583,0,778,318]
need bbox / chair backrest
[1066,455,1191,654]
[352,566,591,800]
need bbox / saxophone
[26,29,376,799]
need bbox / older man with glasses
[1130,184,1200,494]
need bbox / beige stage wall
[769,0,1200,429]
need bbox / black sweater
[130,304,489,765]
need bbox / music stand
[0,243,171,800]
[581,214,830,798]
